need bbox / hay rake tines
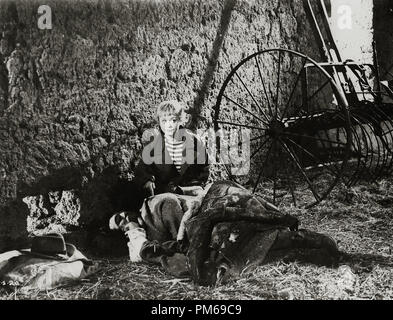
[303,0,393,185]
[213,0,393,208]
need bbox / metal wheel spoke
[252,142,274,193]
[233,71,271,123]
[346,125,367,182]
[223,94,269,126]
[278,139,322,202]
[226,136,271,178]
[275,51,282,119]
[280,58,307,121]
[289,80,330,119]
[250,134,269,143]
[225,134,269,152]
[251,137,271,159]
[284,161,297,206]
[214,48,351,208]
[307,79,330,104]
[272,140,278,204]
[285,137,340,177]
[282,132,348,147]
[216,120,267,131]
[255,56,274,117]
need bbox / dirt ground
[1,178,393,300]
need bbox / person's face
[159,114,180,137]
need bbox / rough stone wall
[0,0,319,250]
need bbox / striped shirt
[165,136,185,172]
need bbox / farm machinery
[213,0,393,208]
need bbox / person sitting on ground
[109,101,340,285]
[134,99,209,197]
[110,99,209,262]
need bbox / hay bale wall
[0,0,321,250]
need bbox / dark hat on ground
[21,233,76,260]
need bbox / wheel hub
[269,119,286,137]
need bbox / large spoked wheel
[213,48,352,208]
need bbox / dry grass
[1,178,393,300]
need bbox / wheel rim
[213,48,352,208]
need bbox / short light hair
[156,100,188,125]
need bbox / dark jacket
[139,180,300,284]
[134,128,209,195]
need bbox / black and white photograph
[1,0,393,304]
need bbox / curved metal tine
[385,148,393,177]
[232,70,271,123]
[356,128,372,183]
[358,113,382,181]
[378,109,393,175]
[339,131,355,186]
[378,109,393,142]
[358,135,374,181]
[278,138,322,202]
[372,133,384,181]
[381,128,393,137]
[255,55,274,118]
[222,94,269,126]
[274,51,282,119]
[284,136,340,178]
[252,141,274,194]
[360,121,378,181]
[372,115,389,179]
[339,113,366,186]
[280,58,308,122]
[379,122,393,175]
[314,128,345,175]
[345,124,365,186]
[374,108,393,177]
[350,124,373,186]
[350,113,373,184]
[348,115,370,185]
[216,120,267,131]
[365,108,386,178]
[372,125,385,180]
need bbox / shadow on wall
[190,0,237,129]
[0,0,239,253]
[0,198,29,251]
[19,163,142,227]
[9,163,139,255]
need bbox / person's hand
[144,180,155,196]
